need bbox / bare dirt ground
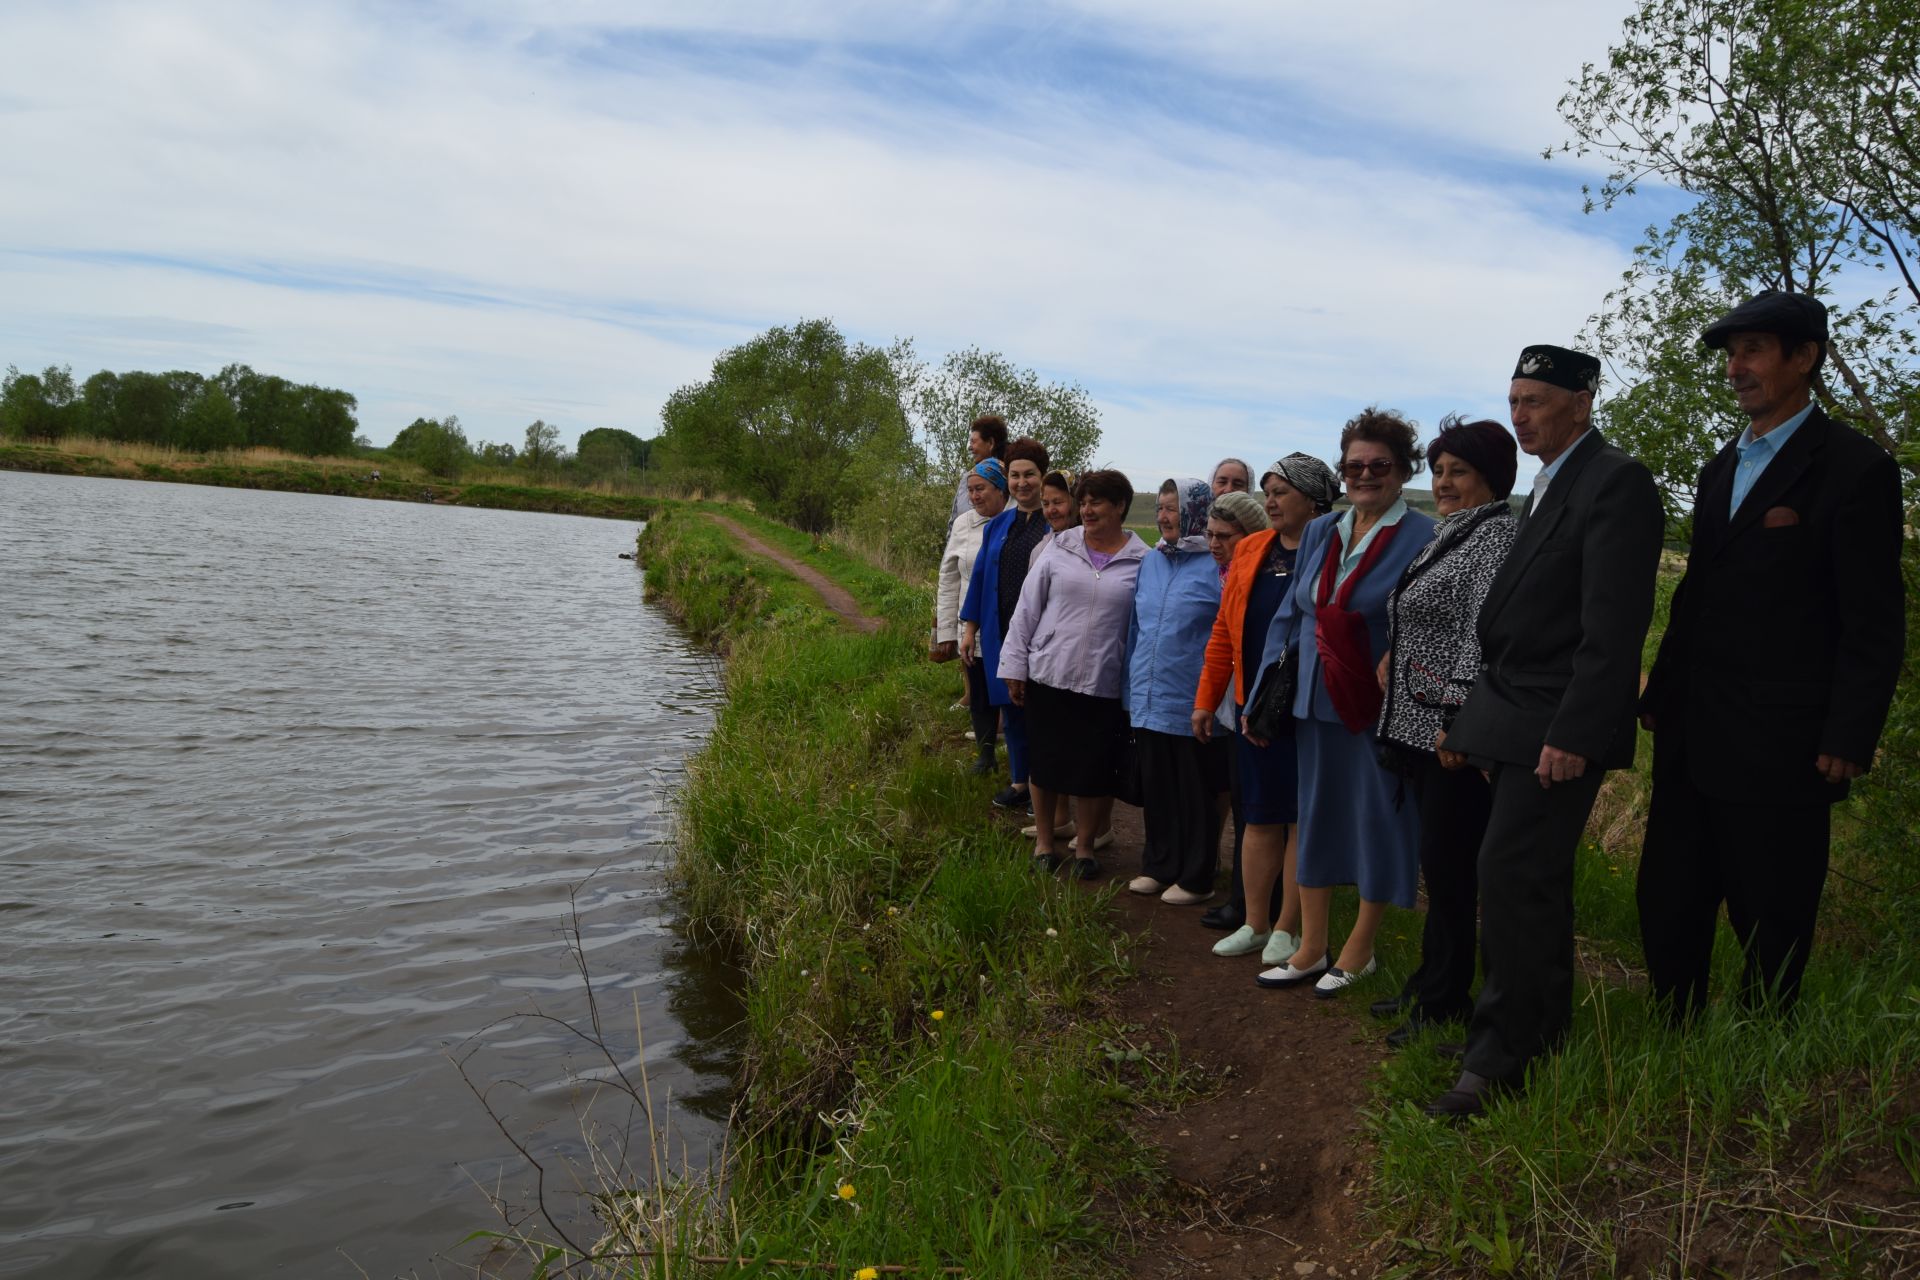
[707,515,884,633]
[1062,801,1394,1279]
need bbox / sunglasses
[1339,459,1396,479]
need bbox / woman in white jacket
[939,457,1008,772]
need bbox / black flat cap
[1512,344,1600,393]
[1702,289,1828,350]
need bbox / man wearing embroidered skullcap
[1425,344,1665,1119]
[1637,291,1904,1026]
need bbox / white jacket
[936,507,991,643]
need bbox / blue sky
[0,0,1668,483]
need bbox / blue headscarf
[973,457,1008,491]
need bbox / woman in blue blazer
[1247,410,1436,997]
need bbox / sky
[0,0,1671,484]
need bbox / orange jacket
[1194,529,1278,713]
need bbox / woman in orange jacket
[1191,454,1340,959]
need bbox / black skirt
[1025,678,1128,796]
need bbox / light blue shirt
[1320,496,1410,591]
[1526,429,1592,512]
[1730,402,1815,515]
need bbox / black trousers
[1136,729,1225,892]
[964,658,998,759]
[1637,767,1831,1020]
[1463,762,1605,1086]
[1396,754,1492,1022]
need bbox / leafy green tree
[0,365,80,441]
[476,440,518,467]
[80,370,120,438]
[113,370,195,444]
[1559,0,1920,528]
[655,318,918,532]
[389,415,470,478]
[178,384,245,452]
[522,419,565,475]
[576,426,651,479]
[904,343,1102,475]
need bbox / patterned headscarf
[1209,490,1270,535]
[972,457,1008,491]
[1261,453,1341,513]
[1160,476,1213,555]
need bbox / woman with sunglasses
[1247,409,1436,998]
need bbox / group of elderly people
[935,405,1522,1011]
[934,306,1906,1118]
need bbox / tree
[476,440,518,467]
[905,344,1102,475]
[655,318,918,532]
[390,415,470,478]
[0,365,80,441]
[522,419,564,475]
[576,427,651,476]
[1558,0,1920,529]
[178,384,244,452]
[113,370,194,445]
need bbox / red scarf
[1314,518,1401,733]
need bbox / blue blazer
[960,508,1024,707]
[1254,508,1436,726]
[1124,546,1222,737]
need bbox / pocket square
[1763,506,1801,528]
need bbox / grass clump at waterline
[1362,551,1920,1279]
[0,439,665,520]
[599,507,1171,1277]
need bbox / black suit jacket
[1449,431,1666,771]
[1639,407,1905,804]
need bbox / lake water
[0,471,737,1277]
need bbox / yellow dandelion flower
[931,1009,945,1021]
[856,1269,880,1280]
[837,1182,856,1200]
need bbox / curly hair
[1074,468,1134,518]
[1338,406,1424,478]
[1003,436,1050,474]
[970,414,1010,460]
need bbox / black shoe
[1385,1015,1435,1051]
[1436,1041,1466,1060]
[1422,1070,1512,1120]
[1369,993,1413,1021]
[1199,904,1245,932]
[991,786,1026,809]
[1071,857,1100,881]
[1032,852,1064,873]
[969,757,994,776]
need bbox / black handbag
[1244,645,1298,740]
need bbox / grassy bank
[0,441,663,520]
[586,507,1168,1277]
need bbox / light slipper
[1261,930,1301,966]
[1020,822,1076,839]
[1126,875,1166,896]
[1211,925,1271,957]
[1068,830,1115,852]
[1254,954,1331,988]
[1312,957,1379,999]
[1159,885,1210,906]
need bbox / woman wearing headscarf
[1124,477,1223,904]
[960,438,1052,811]
[1001,470,1147,881]
[939,457,1010,774]
[1373,416,1518,1045]
[1192,456,1340,959]
[1249,410,1436,996]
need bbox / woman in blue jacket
[960,437,1052,811]
[1248,409,1436,998]
[1125,477,1225,904]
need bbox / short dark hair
[1338,407,1424,479]
[1074,468,1133,518]
[970,414,1010,459]
[1003,436,1050,473]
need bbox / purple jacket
[998,526,1148,699]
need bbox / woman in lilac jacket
[999,470,1147,881]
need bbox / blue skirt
[1295,717,1420,907]
[1235,716,1298,825]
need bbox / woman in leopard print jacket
[1374,416,1519,1045]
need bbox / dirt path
[1058,802,1390,1277]
[706,515,884,633]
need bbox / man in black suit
[1425,345,1666,1118]
[1636,292,1905,1020]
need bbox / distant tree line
[383,415,653,483]
[1,363,358,456]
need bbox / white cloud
[0,0,1642,473]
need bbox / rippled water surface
[0,471,736,1277]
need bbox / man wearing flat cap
[1426,344,1665,1118]
[1636,291,1905,1021]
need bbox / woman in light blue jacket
[1000,470,1147,881]
[1124,477,1225,905]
